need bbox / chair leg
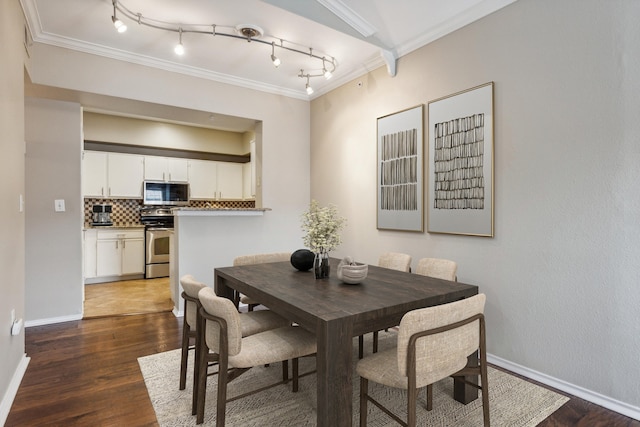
[214,353,229,427]
[358,335,364,359]
[292,358,299,392]
[179,323,190,390]
[282,359,289,383]
[408,384,417,427]
[480,360,490,426]
[426,383,433,410]
[373,331,379,353]
[359,377,368,427]
[195,334,211,424]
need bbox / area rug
[139,332,568,426]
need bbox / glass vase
[314,251,330,279]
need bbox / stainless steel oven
[141,206,174,279]
[145,227,171,278]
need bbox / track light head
[270,42,281,67]
[323,68,332,79]
[175,28,185,55]
[111,1,127,33]
[305,75,314,95]
[112,16,127,33]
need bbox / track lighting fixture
[111,1,127,33]
[270,42,281,68]
[303,73,314,95]
[174,28,185,55]
[110,0,337,94]
[323,57,333,79]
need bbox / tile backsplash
[84,198,256,225]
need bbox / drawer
[96,229,144,240]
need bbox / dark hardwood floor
[6,310,640,425]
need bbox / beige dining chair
[195,286,317,425]
[359,252,413,359]
[357,294,489,427]
[415,257,457,281]
[233,252,291,311]
[179,275,290,414]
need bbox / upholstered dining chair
[357,293,489,427]
[179,275,290,414]
[195,286,317,425]
[415,257,457,281]
[359,252,413,359]
[233,252,291,311]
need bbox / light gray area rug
[139,332,568,426]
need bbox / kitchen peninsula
[170,207,287,315]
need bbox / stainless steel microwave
[143,181,190,206]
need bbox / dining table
[214,257,479,427]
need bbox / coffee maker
[92,204,113,226]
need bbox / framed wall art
[427,82,494,237]
[376,104,424,232]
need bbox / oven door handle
[146,228,173,232]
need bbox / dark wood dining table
[214,258,479,427]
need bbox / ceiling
[22,0,516,131]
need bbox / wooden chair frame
[359,313,489,427]
[195,307,300,425]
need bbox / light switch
[54,199,66,212]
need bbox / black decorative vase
[290,249,315,271]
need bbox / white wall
[23,41,310,323]
[311,0,640,417]
[25,98,84,324]
[0,0,28,424]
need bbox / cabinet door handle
[122,240,126,248]
[115,241,118,249]
[163,172,166,181]
[101,187,104,196]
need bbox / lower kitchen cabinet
[84,228,145,282]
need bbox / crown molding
[316,0,378,37]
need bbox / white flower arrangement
[301,200,346,254]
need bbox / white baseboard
[24,313,83,327]
[0,354,30,426]
[488,353,640,421]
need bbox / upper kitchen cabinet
[82,151,144,198]
[189,159,244,200]
[144,156,189,182]
[216,162,244,200]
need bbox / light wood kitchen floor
[83,277,174,318]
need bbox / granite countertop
[84,223,145,230]
[173,207,271,211]
[173,207,271,217]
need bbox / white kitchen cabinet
[188,159,218,199]
[189,160,244,200]
[144,156,189,182]
[82,151,108,197]
[85,228,145,282]
[108,153,145,198]
[217,162,243,200]
[82,151,144,198]
[84,229,98,279]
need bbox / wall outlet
[55,199,66,212]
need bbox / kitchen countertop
[83,224,145,230]
[173,207,271,217]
